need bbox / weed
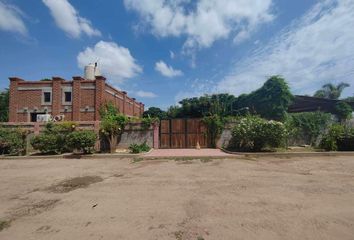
[0,220,10,232]
[174,230,184,240]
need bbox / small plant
[0,220,11,232]
[67,130,97,154]
[129,142,151,153]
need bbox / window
[43,92,51,103]
[64,91,72,102]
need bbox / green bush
[319,124,344,151]
[141,117,159,130]
[202,115,224,148]
[334,102,353,122]
[31,122,77,154]
[285,112,332,146]
[229,116,287,152]
[129,142,151,154]
[0,128,26,155]
[320,125,354,151]
[67,130,97,154]
[337,134,354,151]
[31,133,63,154]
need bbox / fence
[0,121,159,154]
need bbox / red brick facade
[8,76,144,122]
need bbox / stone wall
[117,122,154,148]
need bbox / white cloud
[0,1,27,35]
[42,0,101,38]
[77,41,142,83]
[155,60,183,78]
[124,0,274,50]
[217,0,354,98]
[170,50,175,59]
[175,78,215,103]
[135,90,157,98]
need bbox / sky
[0,0,354,109]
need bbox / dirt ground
[0,156,354,240]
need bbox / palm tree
[314,82,350,100]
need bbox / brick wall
[104,83,144,117]
[8,76,144,123]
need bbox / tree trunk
[109,135,117,153]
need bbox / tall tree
[233,76,294,120]
[314,82,350,100]
[0,89,9,122]
[143,107,167,119]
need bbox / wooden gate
[160,119,209,148]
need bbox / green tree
[314,82,350,100]
[143,107,167,119]
[0,89,9,122]
[233,76,294,120]
[334,102,353,122]
[173,93,236,118]
[167,105,182,118]
[100,102,129,153]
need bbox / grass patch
[132,157,144,163]
[0,220,11,232]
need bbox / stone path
[144,148,233,157]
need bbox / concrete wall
[1,121,160,154]
[216,122,234,149]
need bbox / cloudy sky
[0,0,353,109]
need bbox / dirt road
[0,156,354,240]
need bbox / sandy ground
[0,156,354,240]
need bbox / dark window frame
[64,91,72,103]
[43,92,51,103]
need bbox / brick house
[8,76,144,122]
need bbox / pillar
[8,77,23,122]
[72,76,83,121]
[122,91,127,115]
[52,77,63,117]
[94,76,106,121]
[132,98,136,116]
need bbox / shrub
[0,128,26,155]
[337,133,354,151]
[67,130,97,154]
[129,142,151,153]
[285,112,332,146]
[31,133,63,154]
[320,125,354,151]
[334,102,353,122]
[31,122,77,154]
[229,116,287,152]
[141,117,159,130]
[319,124,344,151]
[202,115,224,148]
